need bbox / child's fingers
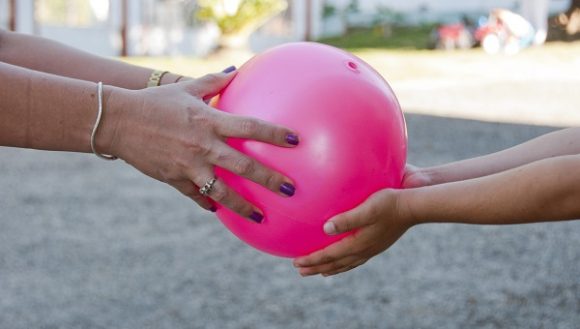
[321,259,368,277]
[293,234,361,268]
[323,205,374,236]
[298,255,360,276]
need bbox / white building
[0,0,570,57]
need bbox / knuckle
[158,168,171,182]
[320,255,335,264]
[215,150,230,163]
[187,109,211,126]
[188,84,203,97]
[190,142,212,158]
[233,157,254,176]
[337,217,353,232]
[264,173,279,190]
[239,119,259,136]
[159,167,180,183]
[184,137,212,158]
[201,73,221,87]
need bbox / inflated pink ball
[215,42,407,258]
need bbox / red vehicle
[428,16,476,50]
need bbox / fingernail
[209,206,217,212]
[222,66,236,73]
[249,211,264,224]
[286,134,299,146]
[280,182,295,197]
[323,221,337,235]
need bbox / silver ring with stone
[199,177,217,196]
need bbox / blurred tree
[196,0,287,54]
[373,6,405,38]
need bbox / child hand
[293,188,415,277]
[402,164,433,188]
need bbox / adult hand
[100,69,299,223]
[293,188,415,276]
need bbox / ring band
[199,178,217,196]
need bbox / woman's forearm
[405,154,580,225]
[0,30,181,89]
[424,128,580,184]
[0,61,121,153]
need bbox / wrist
[94,85,129,158]
[395,188,424,226]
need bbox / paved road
[1,114,578,329]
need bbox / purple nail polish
[286,134,299,146]
[222,66,236,73]
[280,182,295,197]
[249,211,264,223]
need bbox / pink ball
[215,42,407,258]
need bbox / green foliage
[346,0,360,14]
[319,25,436,51]
[322,4,337,19]
[196,0,287,35]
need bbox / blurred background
[1,1,579,328]
[1,0,578,56]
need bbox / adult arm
[0,61,299,221]
[0,29,182,89]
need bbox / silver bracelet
[90,82,118,160]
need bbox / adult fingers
[187,68,237,100]
[209,143,296,198]
[190,168,264,224]
[172,180,215,212]
[214,112,300,147]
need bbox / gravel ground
[1,113,578,329]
